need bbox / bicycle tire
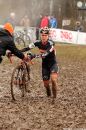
[15,37,26,49]
[23,34,31,46]
[11,64,30,100]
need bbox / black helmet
[40,27,49,34]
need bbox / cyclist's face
[41,34,49,43]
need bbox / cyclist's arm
[7,40,24,59]
[41,45,54,57]
[21,47,30,52]
[21,43,35,52]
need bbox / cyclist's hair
[40,27,49,34]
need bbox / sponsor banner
[77,32,86,45]
[49,28,86,45]
[50,29,78,44]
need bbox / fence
[8,26,86,45]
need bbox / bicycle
[10,53,40,101]
[14,31,26,49]
[15,30,31,47]
[22,29,31,45]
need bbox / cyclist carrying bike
[0,22,28,63]
[21,27,58,99]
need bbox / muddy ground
[0,46,86,130]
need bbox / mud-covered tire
[11,64,30,101]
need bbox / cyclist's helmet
[40,27,50,34]
[4,22,14,35]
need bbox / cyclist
[0,22,28,63]
[21,27,58,99]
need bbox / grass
[55,43,86,62]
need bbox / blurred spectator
[49,16,58,28]
[74,21,84,32]
[20,15,30,28]
[35,14,43,40]
[5,12,16,29]
[20,15,30,35]
[40,15,49,28]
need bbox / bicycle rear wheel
[11,65,26,100]
[15,37,26,49]
[23,34,31,46]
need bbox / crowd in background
[4,12,58,29]
[4,12,58,40]
[3,12,85,41]
[35,14,58,40]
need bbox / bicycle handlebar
[27,52,42,59]
[6,51,41,64]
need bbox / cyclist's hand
[23,54,30,62]
[6,50,13,63]
[27,52,36,60]
[41,52,48,58]
[35,54,41,58]
[6,50,12,58]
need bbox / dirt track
[0,49,86,130]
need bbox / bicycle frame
[9,52,41,100]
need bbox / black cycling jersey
[0,28,24,63]
[33,40,58,80]
[22,39,57,64]
[21,39,58,80]
[34,40,57,63]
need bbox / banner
[49,28,86,45]
[15,26,86,45]
[77,32,86,45]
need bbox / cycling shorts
[42,63,58,81]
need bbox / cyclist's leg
[51,73,58,98]
[43,80,51,97]
[42,66,51,97]
[50,64,58,98]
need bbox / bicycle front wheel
[11,65,26,100]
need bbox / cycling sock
[46,87,51,97]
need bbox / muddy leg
[51,73,58,99]
[51,80,57,98]
[43,80,51,97]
